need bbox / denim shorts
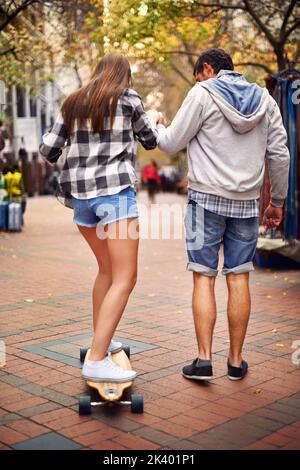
[185,200,259,276]
[72,186,139,227]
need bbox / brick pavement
[0,192,299,450]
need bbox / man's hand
[262,204,283,229]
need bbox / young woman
[40,53,158,382]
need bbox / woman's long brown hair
[61,53,132,133]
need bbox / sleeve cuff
[270,199,285,208]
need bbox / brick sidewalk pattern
[0,193,299,450]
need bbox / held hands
[146,110,165,127]
[262,204,283,230]
[156,112,164,125]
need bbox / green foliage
[88,0,299,82]
[0,1,101,88]
[99,0,221,63]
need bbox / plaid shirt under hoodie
[39,89,158,209]
[188,189,259,218]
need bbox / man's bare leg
[192,273,217,360]
[226,272,251,367]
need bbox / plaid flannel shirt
[188,189,259,218]
[39,89,158,209]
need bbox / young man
[156,48,290,381]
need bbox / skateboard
[78,347,144,415]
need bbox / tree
[0,2,53,85]
[0,1,101,87]
[90,0,224,86]
[92,0,299,85]
[49,0,102,88]
[183,0,300,71]
[0,0,39,31]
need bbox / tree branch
[283,18,300,41]
[280,0,297,41]
[193,1,245,11]
[170,61,194,86]
[242,0,277,48]
[0,46,15,56]
[182,40,196,70]
[234,61,273,74]
[162,50,199,57]
[73,61,83,88]
[0,0,39,31]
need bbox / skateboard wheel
[79,396,91,415]
[80,348,88,363]
[123,346,130,359]
[131,394,143,413]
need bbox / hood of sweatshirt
[200,70,270,134]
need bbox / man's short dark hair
[193,48,234,76]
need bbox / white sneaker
[108,339,123,354]
[82,357,137,383]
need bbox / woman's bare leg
[77,225,112,331]
[78,218,139,361]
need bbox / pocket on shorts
[202,209,226,244]
[232,217,259,242]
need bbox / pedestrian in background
[0,165,7,202]
[142,159,161,204]
[3,162,26,225]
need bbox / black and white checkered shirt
[188,189,259,218]
[39,89,158,209]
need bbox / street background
[0,0,300,452]
[0,192,299,450]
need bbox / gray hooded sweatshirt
[157,70,290,207]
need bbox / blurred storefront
[0,80,63,197]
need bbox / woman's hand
[146,109,160,128]
[156,112,165,125]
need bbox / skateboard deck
[85,349,133,402]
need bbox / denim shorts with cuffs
[185,199,259,276]
[72,186,139,228]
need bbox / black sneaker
[182,358,213,381]
[227,360,248,380]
